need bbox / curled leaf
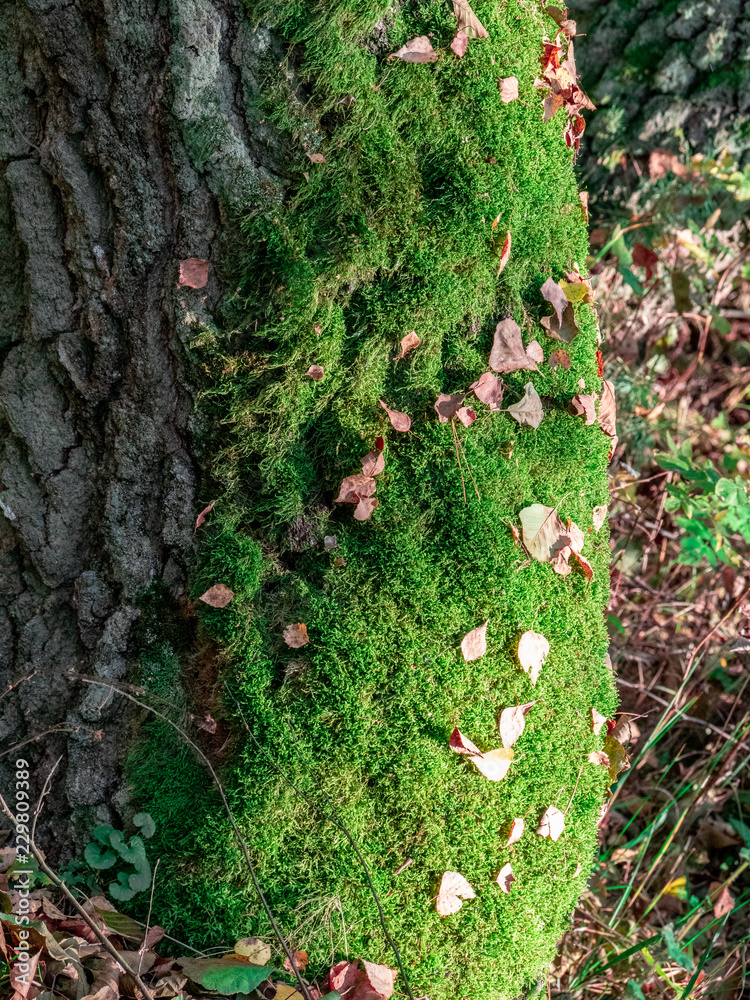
[541,278,568,326]
[379,399,412,432]
[570,393,597,425]
[283,623,309,648]
[461,620,488,661]
[541,302,580,343]
[449,727,482,756]
[434,392,465,423]
[592,505,607,532]
[549,348,571,370]
[537,805,565,841]
[508,383,544,429]
[599,379,617,438]
[456,406,476,427]
[335,474,376,503]
[199,584,234,608]
[504,817,525,846]
[498,77,518,103]
[591,707,607,736]
[588,750,610,766]
[436,870,475,916]
[517,630,549,686]
[305,365,325,380]
[354,497,378,521]
[495,863,516,893]
[489,318,538,373]
[469,372,503,410]
[497,229,512,273]
[499,701,537,748]
[397,331,420,358]
[388,36,439,63]
[195,500,216,532]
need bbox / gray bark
[0,0,285,858]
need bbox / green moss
[129,0,614,997]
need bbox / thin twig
[69,675,313,1000]
[451,420,467,503]
[138,857,161,975]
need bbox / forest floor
[551,151,750,999]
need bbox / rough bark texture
[0,0,286,858]
[573,0,750,208]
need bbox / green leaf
[177,958,274,994]
[84,841,117,871]
[625,981,645,1000]
[729,816,750,848]
[116,835,148,868]
[95,908,144,940]
[133,813,156,839]
[661,924,695,973]
[620,266,644,296]
[128,866,152,892]
[92,825,117,846]
[109,871,137,902]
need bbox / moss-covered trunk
[2,0,614,996]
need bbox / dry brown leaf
[548,348,571,370]
[588,750,610,766]
[469,372,503,410]
[591,707,607,736]
[397,331,420,358]
[305,365,324,380]
[570,393,597,425]
[335,473,376,503]
[450,30,468,57]
[179,258,210,289]
[499,701,537,748]
[698,818,742,850]
[195,500,216,532]
[517,630,549,686]
[497,229,512,273]
[388,36,439,63]
[306,152,326,164]
[545,4,576,34]
[542,91,564,122]
[599,379,617,438]
[525,340,544,364]
[712,884,735,920]
[283,951,309,975]
[461,620,488,661]
[489,318,538,373]
[452,0,488,38]
[537,805,565,841]
[361,451,385,477]
[541,278,568,326]
[199,584,234,608]
[456,406,476,427]
[505,817,525,846]
[283,623,309,648]
[570,548,593,581]
[354,497,378,521]
[498,78,518,103]
[379,399,411,432]
[436,871,475,916]
[541,302,580,343]
[434,392,465,423]
[334,556,346,567]
[592,505,607,532]
[495,863,516,893]
[508,383,544,429]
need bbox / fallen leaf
[541,278,568,326]
[570,548,593,580]
[179,258,210,289]
[505,817,525,846]
[489,318,538,373]
[436,871,476,916]
[526,340,544,363]
[602,732,630,783]
[324,535,338,550]
[548,348,571,370]
[283,623,309,648]
[632,243,659,283]
[588,750,610,766]
[376,435,384,452]
[573,861,583,877]
[354,497,378,521]
[517,630,549,685]
[334,556,346,567]
[579,191,589,223]
[711,884,735,920]
[545,4,576,35]
[434,392,465,423]
[499,701,537,748]
[305,365,324,380]
[542,91,564,122]
[469,372,503,410]
[450,30,468,57]
[570,394,597,425]
[537,805,565,841]
[598,379,617,438]
[448,727,513,781]
[649,149,688,179]
[361,451,385,477]
[449,727,482,756]
[560,270,592,304]
[306,152,326,164]
[283,951,309,975]
[698,818,742,850]
[508,383,544,429]
[195,500,216,532]
[234,938,271,965]
[591,708,607,736]
[335,474,376,503]
[519,504,583,577]
[498,77,518,103]
[394,857,413,874]
[592,505,607,532]
[609,715,632,746]
[495,863,516,893]
[177,958,274,995]
[497,228,512,273]
[388,36,439,63]
[461,620,488,661]
[199,584,234,608]
[541,302,580,343]
[456,406,476,427]
[330,959,397,998]
[361,960,398,999]
[452,0,488,38]
[397,331,420,358]
[379,399,412,432]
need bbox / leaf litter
[449,727,514,782]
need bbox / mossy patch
[129,1,615,997]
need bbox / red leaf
[379,400,411,432]
[305,365,325,380]
[199,584,234,608]
[632,242,659,283]
[179,258,210,289]
[335,474,376,503]
[469,371,503,410]
[434,392,465,423]
[497,228,511,274]
[195,500,216,532]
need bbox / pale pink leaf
[591,708,607,736]
[434,392,465,423]
[525,340,544,363]
[305,365,324,380]
[592,505,608,532]
[362,960,398,999]
[195,500,216,532]
[436,870,475,916]
[469,372,503,410]
[199,584,234,608]
[361,451,385,477]
[306,152,326,164]
[537,805,565,841]
[489,318,538,373]
[379,399,412,432]
[588,750,610,766]
[570,393,597,425]
[507,383,544,429]
[179,258,210,289]
[335,474,376,503]
[517,630,549,686]
[498,77,519,103]
[450,29,468,57]
[495,862,516,893]
[499,701,537,748]
[388,36,439,63]
[461,620,488,661]
[283,623,309,648]
[397,331,420,358]
[354,496,378,521]
[456,406,476,427]
[599,379,617,438]
[541,278,569,326]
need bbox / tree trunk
[1,1,615,997]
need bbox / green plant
[656,438,750,567]
[83,813,155,902]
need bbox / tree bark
[0,0,287,856]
